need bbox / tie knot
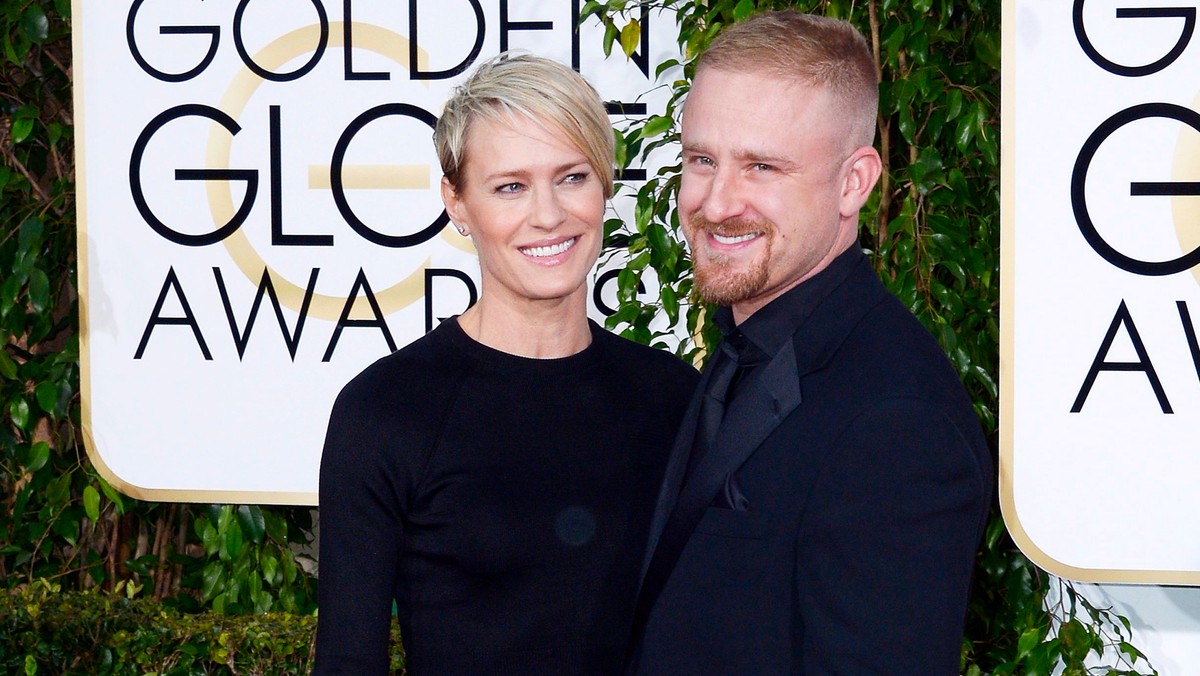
[721,331,757,367]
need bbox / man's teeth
[521,237,576,257]
[712,232,758,244]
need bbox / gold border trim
[998,0,1200,586]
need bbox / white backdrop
[75,0,682,504]
[1003,1,1200,670]
[1004,0,1200,583]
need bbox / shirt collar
[713,245,865,362]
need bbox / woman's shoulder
[592,324,700,388]
[332,320,470,414]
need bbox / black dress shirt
[706,246,865,508]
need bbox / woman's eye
[563,172,588,184]
[497,182,523,194]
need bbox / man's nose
[701,169,748,224]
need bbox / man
[627,11,993,674]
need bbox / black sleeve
[313,379,405,675]
[795,397,989,675]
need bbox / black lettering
[592,268,646,316]
[270,106,334,246]
[126,0,220,82]
[1072,102,1200,275]
[500,0,553,52]
[330,103,448,247]
[344,0,388,81]
[424,268,477,332]
[1074,0,1196,76]
[130,105,258,246]
[1071,300,1172,413]
[323,269,397,361]
[134,267,213,360]
[1178,300,1200,383]
[409,0,484,80]
[214,267,319,360]
[234,0,329,82]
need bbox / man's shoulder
[807,277,969,406]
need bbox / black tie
[704,341,742,440]
[688,338,744,477]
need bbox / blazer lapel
[630,341,803,654]
[672,340,802,530]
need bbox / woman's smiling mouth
[520,237,578,258]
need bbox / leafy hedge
[2,2,318,619]
[0,580,406,675]
[0,0,1162,674]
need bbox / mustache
[687,214,771,237]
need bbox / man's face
[678,67,878,321]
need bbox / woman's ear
[441,176,469,236]
[839,146,883,218]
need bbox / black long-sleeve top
[314,318,698,674]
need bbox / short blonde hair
[698,11,878,148]
[434,53,615,197]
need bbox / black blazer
[628,253,992,675]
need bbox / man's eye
[752,163,773,172]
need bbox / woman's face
[441,114,604,311]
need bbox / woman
[313,54,698,674]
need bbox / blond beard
[688,214,774,306]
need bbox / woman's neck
[456,294,592,359]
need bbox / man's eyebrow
[740,150,793,166]
[683,142,797,169]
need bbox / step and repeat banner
[1004,0,1200,583]
[75,0,680,504]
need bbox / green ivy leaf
[10,397,30,432]
[237,505,266,544]
[97,476,125,515]
[1016,626,1041,659]
[34,381,59,416]
[12,117,35,144]
[26,269,49,313]
[83,486,101,521]
[613,128,628,170]
[0,349,17,380]
[23,6,50,43]
[202,561,226,602]
[619,20,641,58]
[225,521,244,561]
[262,551,280,586]
[642,114,673,139]
[578,1,603,22]
[733,0,756,21]
[602,20,618,57]
[1059,618,1090,661]
[26,441,50,472]
[19,217,44,254]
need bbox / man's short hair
[697,11,879,148]
[434,52,615,198]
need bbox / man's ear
[441,176,468,235]
[839,146,883,218]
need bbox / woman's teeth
[521,237,576,257]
